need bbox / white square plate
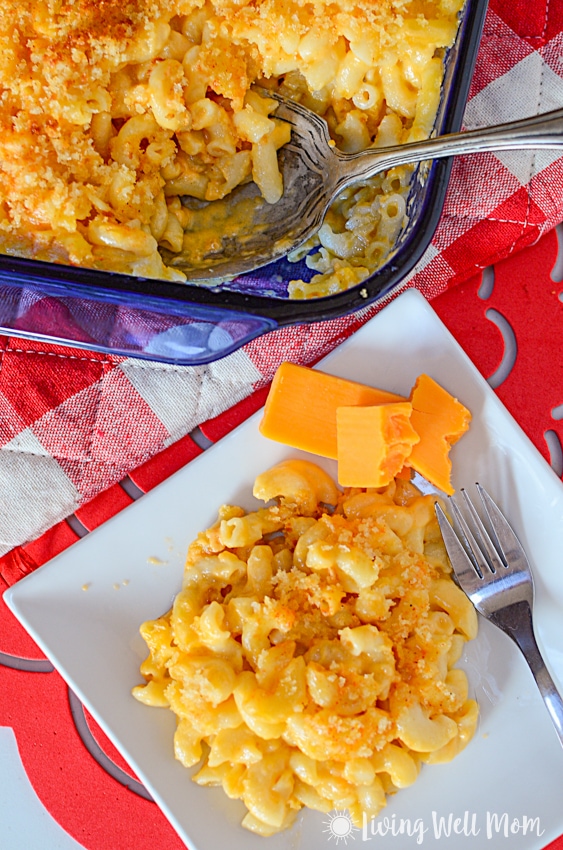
[5,289,563,850]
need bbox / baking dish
[0,0,488,365]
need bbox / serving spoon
[164,92,563,281]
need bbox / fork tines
[435,483,535,612]
[449,485,508,577]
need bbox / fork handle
[333,107,563,187]
[495,601,563,748]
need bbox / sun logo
[323,810,358,844]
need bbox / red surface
[0,520,81,585]
[127,431,203,492]
[0,573,46,659]
[0,659,186,850]
[75,483,134,532]
[434,227,563,464]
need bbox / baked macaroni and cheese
[0,0,463,297]
[133,459,478,835]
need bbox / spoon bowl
[163,92,563,282]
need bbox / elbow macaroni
[0,0,463,293]
[133,459,479,835]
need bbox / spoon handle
[334,107,563,187]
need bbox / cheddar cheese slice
[336,403,420,488]
[406,374,471,495]
[259,362,404,459]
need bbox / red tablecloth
[1,0,563,847]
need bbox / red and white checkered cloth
[1,0,562,565]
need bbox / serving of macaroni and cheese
[0,0,463,297]
[133,458,478,835]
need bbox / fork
[435,484,563,747]
[168,96,563,279]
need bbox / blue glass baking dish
[0,0,488,366]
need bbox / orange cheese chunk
[336,403,420,488]
[259,362,404,459]
[406,374,471,495]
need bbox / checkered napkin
[1,0,563,565]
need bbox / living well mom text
[362,811,545,844]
